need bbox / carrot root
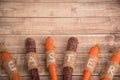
[48,64,58,80]
[82,45,100,80]
[63,67,73,80]
[82,70,91,80]
[12,73,20,80]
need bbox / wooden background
[0,0,120,80]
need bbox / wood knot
[71,7,77,13]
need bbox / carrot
[63,37,78,80]
[25,38,40,80]
[101,51,120,80]
[45,37,58,80]
[45,37,54,51]
[1,51,20,80]
[82,45,100,80]
[12,74,20,80]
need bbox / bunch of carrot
[82,45,100,80]
[1,37,120,80]
[0,43,20,80]
[45,37,58,80]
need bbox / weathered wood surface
[0,17,120,35]
[0,0,120,79]
[0,3,120,17]
[0,0,119,3]
[0,35,119,53]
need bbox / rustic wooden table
[0,0,120,80]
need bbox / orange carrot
[45,37,54,51]
[1,51,20,80]
[45,37,58,80]
[101,51,120,80]
[82,45,100,80]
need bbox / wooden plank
[0,3,120,17]
[0,0,119,3]
[0,17,120,35]
[0,35,116,53]
[0,76,120,80]
[0,54,120,76]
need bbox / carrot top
[45,37,54,51]
[88,45,100,57]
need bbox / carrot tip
[88,44,100,57]
[47,36,50,38]
[45,37,54,51]
[46,37,52,41]
[95,43,99,46]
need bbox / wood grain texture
[0,35,118,53]
[0,17,120,35]
[0,0,119,3]
[0,3,120,17]
[0,0,120,79]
